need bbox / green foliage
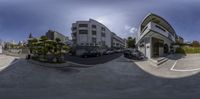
[176,46,200,54]
[127,37,136,48]
[191,40,200,47]
[28,37,69,63]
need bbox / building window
[72,27,77,31]
[101,27,105,31]
[102,41,106,46]
[79,24,88,27]
[72,32,76,37]
[92,37,97,43]
[101,32,106,37]
[155,25,166,32]
[79,30,88,34]
[92,31,96,35]
[92,25,96,28]
[141,26,148,33]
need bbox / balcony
[140,22,175,42]
[78,27,88,30]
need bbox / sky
[0,0,200,42]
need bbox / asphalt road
[1,55,200,99]
[64,53,122,65]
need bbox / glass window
[102,41,105,46]
[72,27,77,31]
[79,30,88,34]
[92,25,96,28]
[101,32,106,37]
[92,37,97,43]
[155,25,166,32]
[92,31,96,35]
[101,27,105,31]
[79,24,88,27]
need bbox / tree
[192,40,200,47]
[28,38,38,54]
[39,36,48,59]
[29,33,33,38]
[127,37,136,48]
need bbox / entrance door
[164,44,169,54]
[152,37,164,58]
[152,38,159,57]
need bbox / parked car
[124,49,145,60]
[81,49,101,58]
[115,49,122,53]
[103,49,114,55]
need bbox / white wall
[0,46,2,54]
[72,19,112,48]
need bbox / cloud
[122,25,138,38]
[124,25,137,33]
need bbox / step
[149,57,168,66]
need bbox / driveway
[0,55,200,99]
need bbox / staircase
[149,57,168,66]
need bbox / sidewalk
[0,55,19,70]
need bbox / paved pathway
[0,55,19,71]
[0,55,200,99]
[65,53,122,65]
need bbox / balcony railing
[140,22,175,42]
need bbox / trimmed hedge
[176,46,200,54]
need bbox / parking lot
[171,54,200,71]
[134,54,200,78]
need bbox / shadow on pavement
[65,53,122,65]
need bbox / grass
[176,46,200,54]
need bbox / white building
[112,33,126,49]
[72,19,126,49]
[72,19,113,48]
[136,13,178,59]
[71,19,127,56]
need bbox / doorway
[152,37,164,58]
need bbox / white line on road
[0,58,20,69]
[170,60,177,71]
[170,60,200,72]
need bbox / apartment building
[71,19,126,55]
[71,19,112,48]
[112,33,126,49]
[46,30,68,44]
[136,13,182,58]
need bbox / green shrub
[176,46,200,54]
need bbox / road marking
[170,60,177,71]
[0,58,20,70]
[170,60,200,72]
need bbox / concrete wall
[0,46,2,54]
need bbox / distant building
[71,19,112,48]
[65,36,73,46]
[178,36,184,43]
[71,19,125,48]
[46,30,68,43]
[71,19,126,56]
[112,33,126,49]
